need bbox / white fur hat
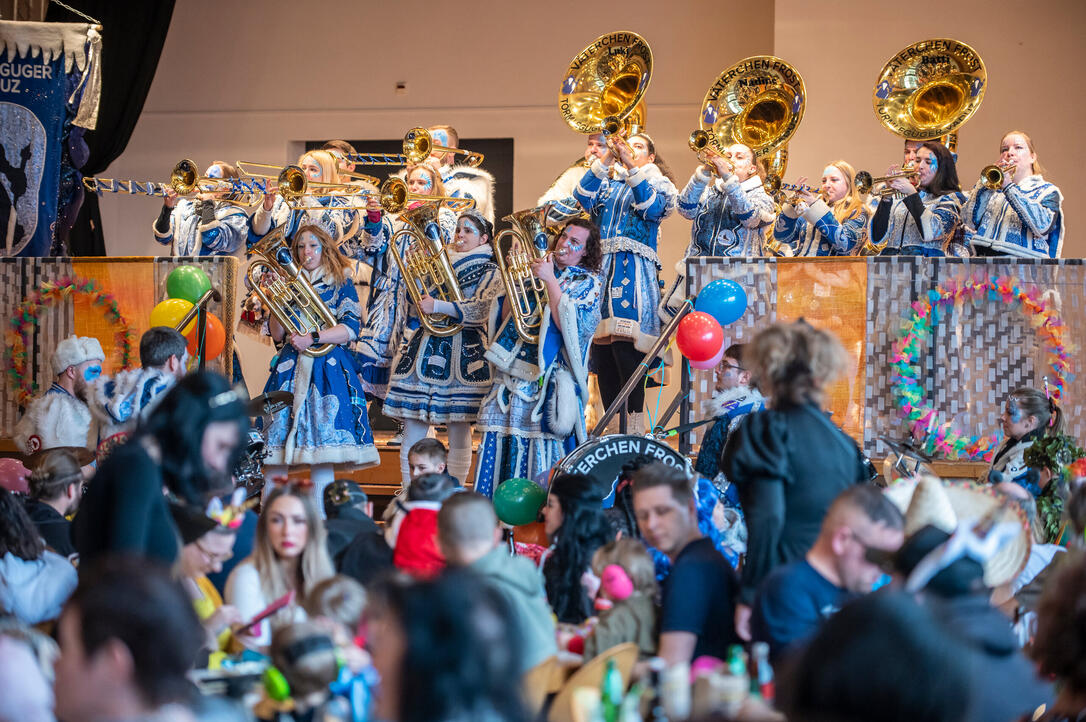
[51,335,105,375]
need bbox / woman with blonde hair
[771,160,870,256]
[962,130,1064,258]
[722,321,870,641]
[256,224,379,506]
[225,483,334,650]
[248,149,363,247]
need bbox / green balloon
[493,478,546,527]
[166,265,212,304]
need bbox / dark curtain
[46,0,175,255]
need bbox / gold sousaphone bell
[695,55,807,181]
[559,31,652,154]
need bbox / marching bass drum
[553,434,691,498]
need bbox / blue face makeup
[83,365,102,382]
[431,130,449,147]
[1006,396,1022,423]
[205,165,223,179]
[928,155,938,174]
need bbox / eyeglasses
[720,363,745,372]
[195,541,233,565]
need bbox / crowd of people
[0,311,1083,721]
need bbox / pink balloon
[0,457,30,493]
[689,343,726,370]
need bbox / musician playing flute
[473,218,603,497]
[153,161,248,257]
[383,209,500,487]
[961,131,1064,259]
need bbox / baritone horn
[980,163,1016,190]
[388,202,468,337]
[493,204,555,343]
[696,55,807,179]
[559,31,653,158]
[246,228,339,358]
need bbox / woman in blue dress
[772,160,869,256]
[473,218,603,497]
[348,164,457,401]
[258,224,378,507]
[572,134,676,434]
[383,208,499,486]
[153,160,248,257]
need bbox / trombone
[688,130,735,176]
[340,127,484,168]
[980,163,1016,190]
[82,159,263,207]
[763,174,821,206]
[236,161,368,204]
[855,167,918,197]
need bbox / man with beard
[14,335,104,465]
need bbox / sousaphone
[559,31,652,146]
[872,38,987,152]
[697,55,807,179]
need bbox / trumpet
[980,162,1016,190]
[82,159,263,207]
[340,127,484,168]
[688,130,735,176]
[493,204,555,343]
[855,167,918,196]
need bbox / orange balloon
[512,521,549,547]
[185,312,226,361]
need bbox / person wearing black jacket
[24,448,86,559]
[723,321,869,640]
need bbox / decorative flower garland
[890,274,1074,462]
[5,277,134,406]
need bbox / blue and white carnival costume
[383,243,499,423]
[247,194,362,250]
[259,268,378,470]
[693,385,767,493]
[153,199,247,257]
[868,190,969,257]
[988,429,1045,496]
[87,367,177,442]
[961,176,1064,258]
[573,158,676,351]
[772,198,868,257]
[473,264,602,497]
[538,160,592,225]
[442,164,496,225]
[348,206,457,399]
[676,167,776,258]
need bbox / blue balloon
[694,279,748,327]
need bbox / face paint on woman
[1006,396,1022,423]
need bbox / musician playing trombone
[383,209,500,487]
[771,161,869,257]
[473,218,603,498]
[961,131,1064,259]
[152,161,248,257]
[867,141,968,257]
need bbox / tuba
[388,201,467,337]
[872,38,987,154]
[695,55,807,180]
[493,204,556,343]
[246,228,340,357]
[559,31,653,157]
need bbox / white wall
[774,0,1085,256]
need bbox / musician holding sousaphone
[473,217,603,498]
[961,130,1064,258]
[255,224,379,507]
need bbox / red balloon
[675,311,724,362]
[185,312,226,361]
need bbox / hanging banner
[0,22,101,257]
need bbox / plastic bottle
[750,642,775,704]
[601,657,624,722]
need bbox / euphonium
[980,162,1016,190]
[246,228,340,358]
[493,204,555,343]
[388,201,466,337]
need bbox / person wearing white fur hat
[13,335,104,456]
